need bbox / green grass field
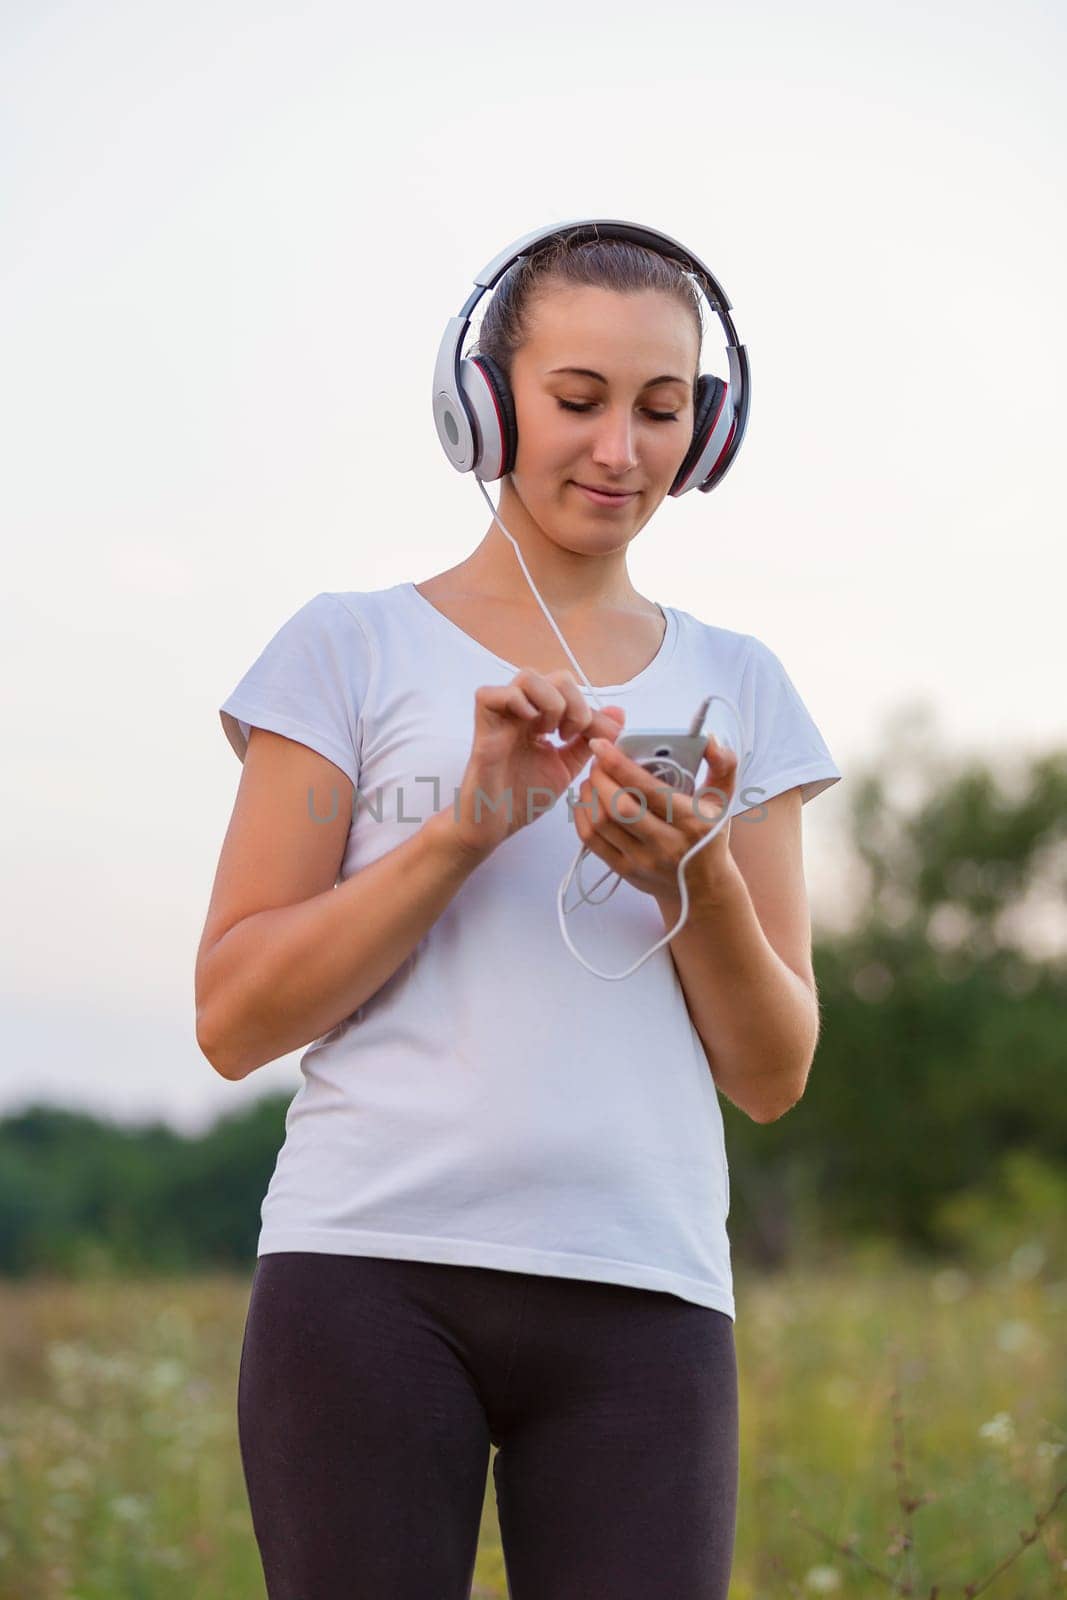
[1,1246,1063,1598]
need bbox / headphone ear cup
[459,353,518,481]
[670,374,736,496]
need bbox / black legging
[237,1251,739,1599]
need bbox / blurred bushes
[0,1097,287,1277]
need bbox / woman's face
[505,283,700,552]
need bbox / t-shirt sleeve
[218,592,373,789]
[729,635,842,817]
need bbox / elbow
[750,1096,781,1125]
[750,1062,813,1124]
[195,950,256,1080]
[751,1092,800,1125]
[196,1006,250,1083]
[755,1004,819,1122]
[202,1043,252,1084]
[196,1028,234,1082]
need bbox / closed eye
[557,400,679,423]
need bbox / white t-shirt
[218,582,842,1318]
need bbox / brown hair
[469,228,705,401]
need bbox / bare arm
[196,668,624,1082]
[655,788,820,1122]
[197,805,482,1080]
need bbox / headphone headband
[432,215,751,494]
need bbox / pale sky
[3,0,1063,1133]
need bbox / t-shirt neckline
[402,581,678,694]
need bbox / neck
[451,474,654,616]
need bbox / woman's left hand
[574,730,739,918]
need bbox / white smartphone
[611,696,719,796]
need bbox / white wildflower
[47,1458,93,1492]
[804,1565,843,1592]
[978,1411,1015,1445]
[931,1268,970,1303]
[996,1320,1033,1353]
[110,1494,149,1523]
[146,1357,186,1393]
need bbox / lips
[571,481,638,506]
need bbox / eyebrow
[546,366,688,389]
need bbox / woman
[197,231,841,1598]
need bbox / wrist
[659,847,742,926]
[425,806,495,874]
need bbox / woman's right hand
[446,669,626,861]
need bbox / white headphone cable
[474,475,742,981]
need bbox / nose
[589,406,638,474]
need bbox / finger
[574,800,629,875]
[554,706,625,787]
[691,781,733,825]
[566,704,627,752]
[524,673,625,745]
[539,669,599,742]
[585,773,679,853]
[703,733,739,780]
[695,735,738,814]
[576,777,677,886]
[512,669,572,734]
[586,704,626,740]
[596,704,627,736]
[588,739,675,823]
[475,683,540,724]
[593,802,655,859]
